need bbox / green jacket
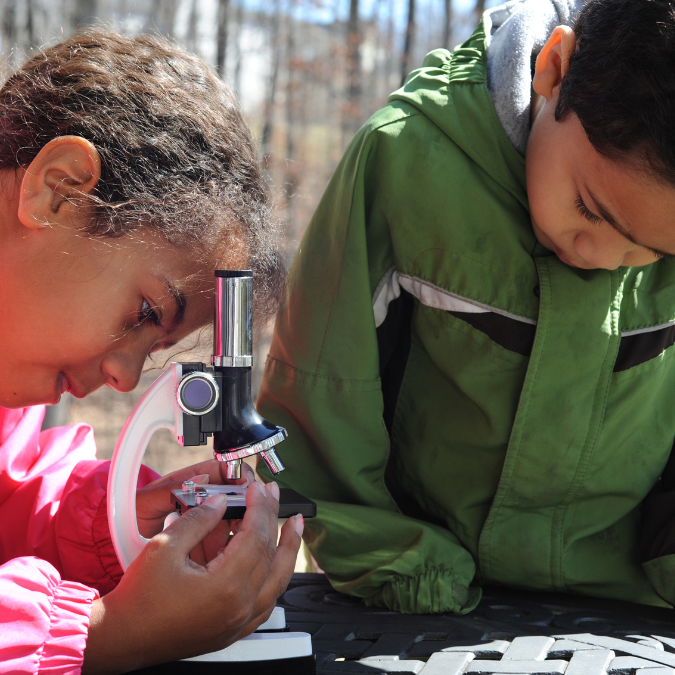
[258,23,675,614]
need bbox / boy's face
[0,226,214,408]
[527,101,675,270]
[526,26,675,270]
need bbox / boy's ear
[533,26,577,100]
[18,136,101,230]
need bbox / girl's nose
[101,347,146,393]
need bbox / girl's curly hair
[0,28,283,319]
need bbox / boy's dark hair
[556,0,675,184]
[0,29,282,318]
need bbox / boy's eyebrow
[163,278,187,330]
[586,186,675,259]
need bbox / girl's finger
[244,515,304,627]
[199,520,232,562]
[265,482,281,548]
[137,474,211,524]
[257,515,303,606]
[161,494,229,560]
[208,482,275,586]
[190,542,207,566]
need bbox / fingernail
[270,482,280,501]
[205,494,228,508]
[253,481,265,496]
[192,474,210,484]
[294,514,304,536]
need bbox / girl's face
[0,225,213,408]
[0,137,216,408]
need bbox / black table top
[280,573,675,673]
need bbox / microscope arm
[107,363,184,571]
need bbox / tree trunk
[443,0,452,50]
[475,0,486,25]
[151,0,177,38]
[369,0,384,105]
[25,0,33,47]
[233,0,244,95]
[385,0,395,91]
[284,4,296,222]
[118,0,128,32]
[216,0,230,78]
[186,0,199,54]
[1,0,14,46]
[73,0,97,28]
[400,0,415,87]
[345,0,361,134]
[261,0,281,163]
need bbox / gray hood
[485,0,586,155]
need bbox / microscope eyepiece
[213,271,253,368]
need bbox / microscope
[107,271,315,673]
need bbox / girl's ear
[18,136,101,230]
[533,26,576,101]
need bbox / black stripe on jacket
[449,311,675,372]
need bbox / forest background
[19,0,498,563]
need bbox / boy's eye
[139,299,162,327]
[575,193,602,225]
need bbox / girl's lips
[58,373,85,399]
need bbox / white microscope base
[182,607,312,663]
[184,633,312,663]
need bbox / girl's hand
[135,458,255,539]
[84,481,303,675]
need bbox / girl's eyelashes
[138,298,162,328]
[575,193,602,225]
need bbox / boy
[259,0,675,614]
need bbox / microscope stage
[172,484,317,520]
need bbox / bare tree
[400,0,416,86]
[262,0,281,163]
[284,1,297,221]
[233,0,244,95]
[2,0,17,45]
[117,0,128,32]
[186,0,199,54]
[443,0,452,49]
[344,0,361,135]
[2,0,16,58]
[475,0,486,24]
[73,0,97,28]
[151,0,178,38]
[25,0,33,47]
[216,0,230,78]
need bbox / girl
[0,29,302,674]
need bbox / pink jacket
[0,406,158,674]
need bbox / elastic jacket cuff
[38,579,98,675]
[359,568,482,615]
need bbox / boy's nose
[575,230,628,270]
[101,347,146,393]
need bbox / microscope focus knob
[176,372,219,416]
